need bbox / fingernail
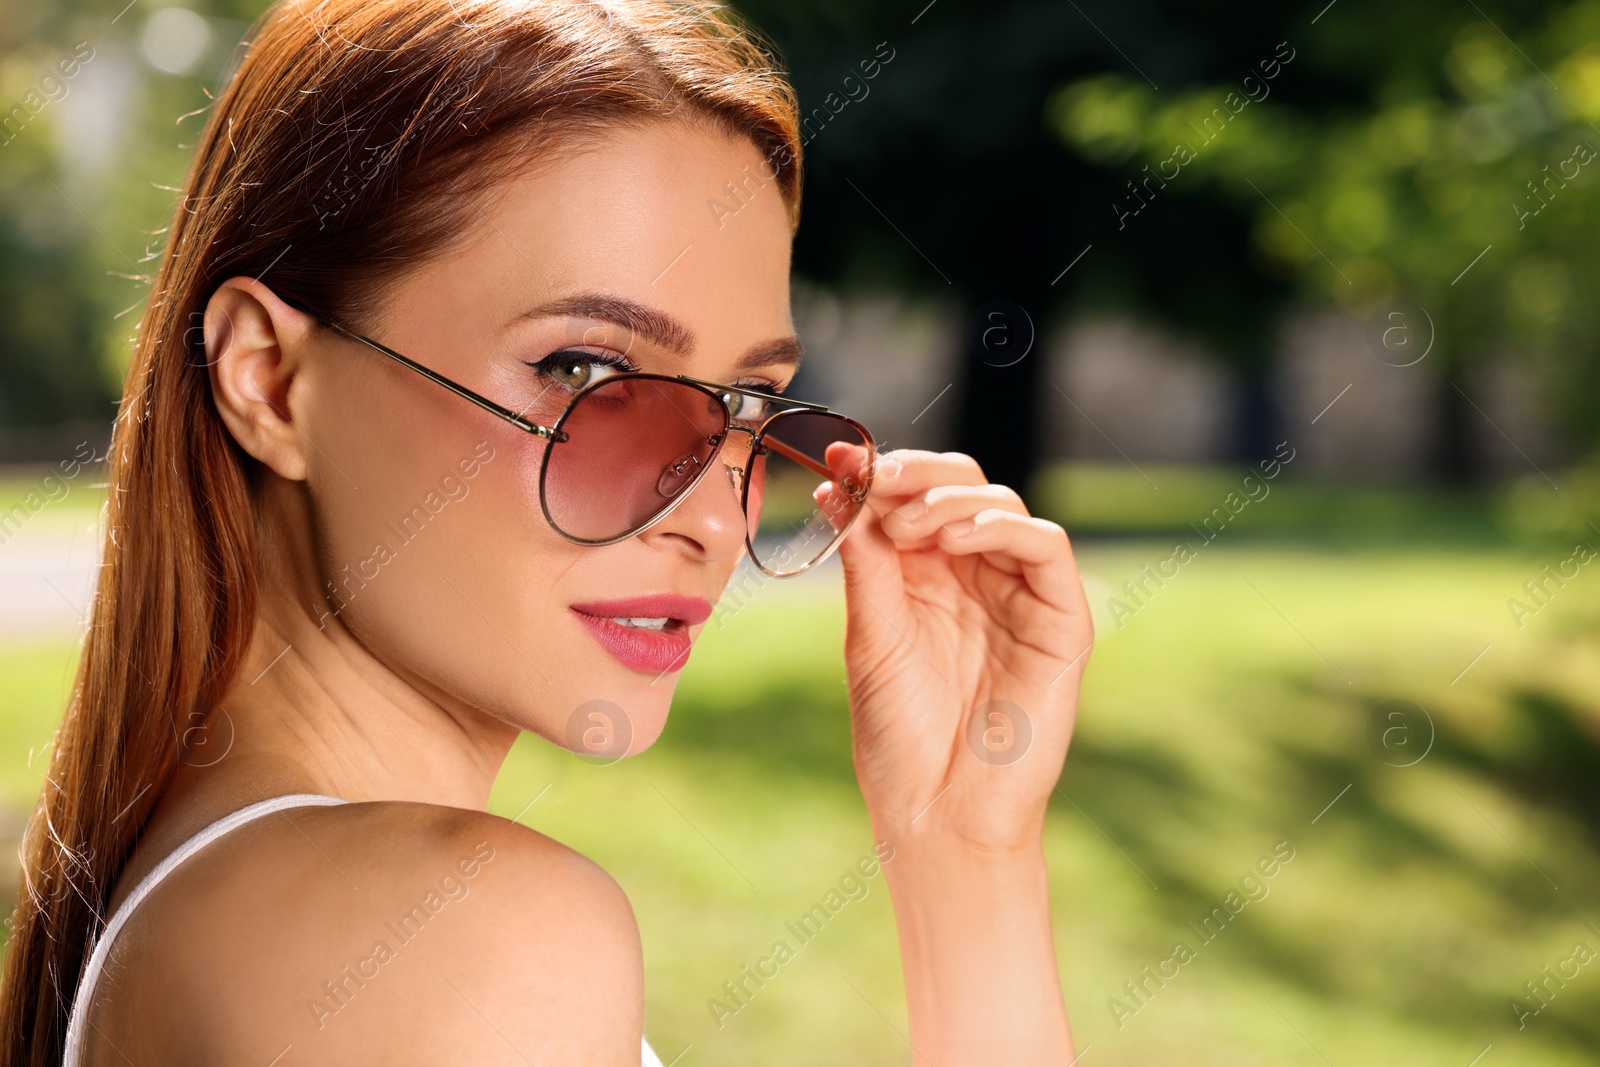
[876,454,901,480]
[946,518,976,536]
[894,498,926,521]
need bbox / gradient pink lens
[745,410,872,576]
[542,377,726,541]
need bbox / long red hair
[0,1,801,1060]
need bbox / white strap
[62,793,347,1065]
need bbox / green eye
[531,351,628,391]
[723,391,773,425]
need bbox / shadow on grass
[1446,689,1600,857]
[662,649,1600,1053]
[1248,680,1600,1050]
[660,676,857,787]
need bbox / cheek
[305,371,577,717]
[312,367,463,540]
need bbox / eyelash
[525,349,789,397]
[526,349,637,378]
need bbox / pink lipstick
[569,594,715,675]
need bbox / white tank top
[62,793,666,1067]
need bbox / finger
[835,491,914,644]
[820,441,893,518]
[881,483,1027,544]
[866,449,989,507]
[811,482,848,532]
[820,445,911,614]
[822,439,874,490]
[933,508,1087,611]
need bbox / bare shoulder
[92,801,643,1066]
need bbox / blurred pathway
[0,510,100,638]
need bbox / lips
[569,594,715,675]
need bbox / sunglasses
[280,300,878,577]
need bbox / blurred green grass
[1034,462,1496,541]
[0,470,106,511]
[2,466,1598,1064]
[0,641,80,812]
[1031,461,1600,547]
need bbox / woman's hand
[821,444,1089,1064]
[830,446,1093,852]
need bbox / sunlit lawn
[2,468,1597,1065]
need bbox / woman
[1,0,1093,1063]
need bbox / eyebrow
[519,292,804,371]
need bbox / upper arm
[385,812,646,1066]
[102,804,645,1066]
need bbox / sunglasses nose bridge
[718,422,758,460]
[717,424,757,498]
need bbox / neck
[166,477,518,813]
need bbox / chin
[557,681,672,763]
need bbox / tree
[735,0,1297,500]
[1049,0,1600,472]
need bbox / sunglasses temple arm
[291,305,562,440]
[357,334,555,438]
[760,436,822,476]
[761,435,873,488]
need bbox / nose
[637,427,752,563]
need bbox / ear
[204,277,320,481]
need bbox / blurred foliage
[3,0,1599,484]
[1049,0,1600,454]
[0,0,250,428]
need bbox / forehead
[419,119,796,353]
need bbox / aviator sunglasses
[279,298,878,577]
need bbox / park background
[4,0,1600,1063]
